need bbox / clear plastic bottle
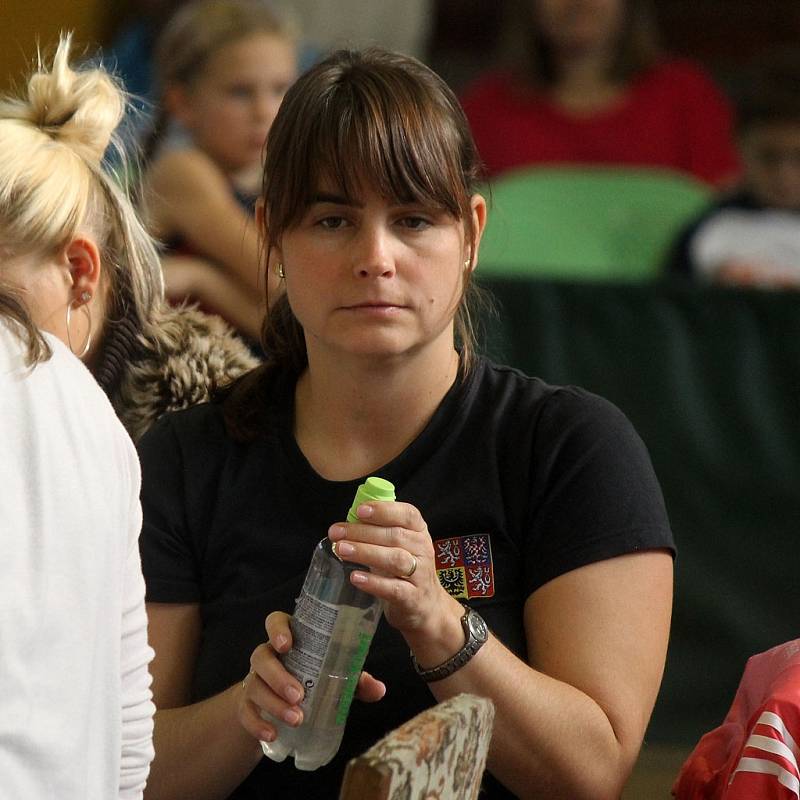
[260,476,395,770]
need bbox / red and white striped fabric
[673,639,800,799]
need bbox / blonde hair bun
[3,33,124,166]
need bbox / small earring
[65,297,93,358]
[464,259,471,270]
[276,262,285,279]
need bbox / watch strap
[411,603,488,683]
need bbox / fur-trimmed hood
[111,306,260,442]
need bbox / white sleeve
[119,462,156,799]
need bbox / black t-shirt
[138,356,674,799]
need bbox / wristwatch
[411,603,488,682]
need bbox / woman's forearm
[405,553,673,799]
[145,684,263,800]
[425,636,632,800]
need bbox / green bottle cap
[347,476,395,522]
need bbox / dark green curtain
[478,276,800,745]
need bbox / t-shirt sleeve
[524,387,674,595]
[137,414,202,603]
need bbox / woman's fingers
[248,665,304,726]
[250,641,304,706]
[355,670,387,703]
[236,639,304,745]
[327,501,433,580]
[334,539,423,581]
[265,610,293,653]
[330,500,428,541]
[238,693,280,743]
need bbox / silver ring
[403,554,418,579]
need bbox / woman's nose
[352,225,396,278]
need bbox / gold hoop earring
[65,294,93,358]
[276,262,285,279]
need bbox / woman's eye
[318,216,348,230]
[227,85,252,99]
[400,216,431,230]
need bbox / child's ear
[163,83,194,128]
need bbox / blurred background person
[106,0,187,111]
[666,47,800,288]
[288,0,433,64]
[460,0,739,186]
[0,33,257,444]
[141,0,298,346]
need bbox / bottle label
[284,591,338,708]
[334,630,373,725]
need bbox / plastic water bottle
[261,476,395,770]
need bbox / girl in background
[461,0,739,185]
[142,0,299,343]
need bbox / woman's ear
[64,237,102,304]
[468,193,488,271]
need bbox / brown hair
[223,47,489,438]
[506,0,661,86]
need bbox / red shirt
[673,640,800,799]
[461,59,740,186]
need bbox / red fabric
[672,639,800,799]
[460,59,740,186]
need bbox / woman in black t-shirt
[139,47,675,800]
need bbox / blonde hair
[0,33,165,364]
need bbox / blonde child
[142,0,298,342]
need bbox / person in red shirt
[461,0,739,186]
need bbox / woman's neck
[549,48,624,114]
[293,345,461,482]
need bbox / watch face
[467,610,488,642]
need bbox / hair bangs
[265,62,469,245]
[328,107,462,214]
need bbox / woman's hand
[327,501,455,642]
[237,611,386,744]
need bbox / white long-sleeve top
[0,322,155,799]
